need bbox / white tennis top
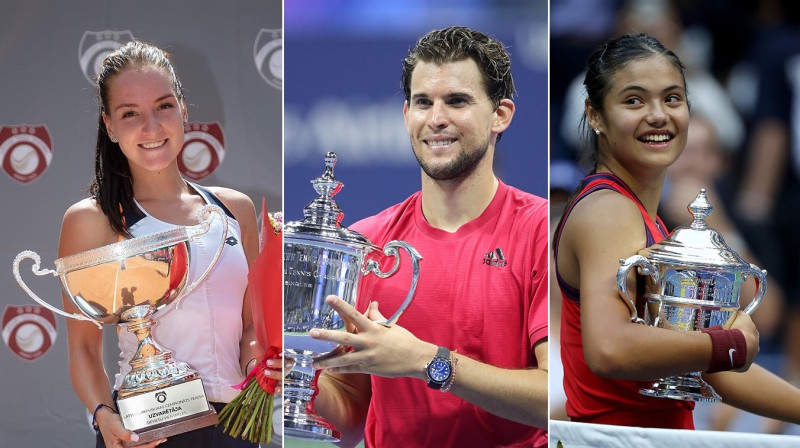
[112,185,248,403]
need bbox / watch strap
[426,346,452,389]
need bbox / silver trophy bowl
[13,204,227,445]
[283,152,422,442]
[617,189,766,402]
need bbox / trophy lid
[639,189,748,269]
[284,152,377,250]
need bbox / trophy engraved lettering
[616,189,766,402]
[283,152,422,442]
[13,204,228,446]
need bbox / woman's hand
[726,310,760,373]
[246,340,293,393]
[96,407,166,447]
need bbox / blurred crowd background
[550,0,800,434]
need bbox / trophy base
[639,372,721,402]
[282,351,341,442]
[118,377,219,445]
[123,409,219,447]
[284,414,341,442]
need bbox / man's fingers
[366,300,388,322]
[313,350,364,371]
[310,326,361,347]
[310,343,349,364]
[325,294,372,329]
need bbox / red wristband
[702,325,747,373]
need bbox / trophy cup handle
[176,204,229,305]
[12,250,103,328]
[363,240,423,326]
[742,263,767,315]
[617,255,655,325]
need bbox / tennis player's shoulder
[60,198,117,252]
[62,198,108,230]
[566,188,643,237]
[204,186,256,223]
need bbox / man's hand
[309,295,436,379]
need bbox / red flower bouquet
[218,198,282,443]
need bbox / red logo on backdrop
[78,30,135,85]
[179,122,225,180]
[2,305,57,362]
[254,29,282,90]
[0,125,53,184]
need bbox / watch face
[428,359,451,383]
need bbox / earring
[593,128,600,135]
[110,136,118,143]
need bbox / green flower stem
[218,377,275,444]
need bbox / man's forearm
[314,370,373,448]
[447,350,548,429]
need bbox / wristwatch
[425,346,453,389]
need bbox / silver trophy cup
[13,204,227,446]
[616,189,766,402]
[283,152,422,442]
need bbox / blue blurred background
[284,0,548,226]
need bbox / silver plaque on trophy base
[283,152,422,442]
[617,189,766,402]
[14,205,227,446]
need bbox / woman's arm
[59,200,164,447]
[560,190,759,380]
[209,188,260,373]
[705,363,800,424]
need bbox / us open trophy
[617,189,766,402]
[283,152,423,441]
[13,204,227,446]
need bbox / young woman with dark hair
[554,33,800,429]
[60,41,278,448]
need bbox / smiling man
[308,26,549,448]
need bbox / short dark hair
[401,26,515,110]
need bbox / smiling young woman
[102,68,187,176]
[587,54,690,183]
[57,41,281,448]
[551,33,800,430]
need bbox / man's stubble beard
[412,137,491,181]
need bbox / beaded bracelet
[91,403,117,430]
[441,350,458,393]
